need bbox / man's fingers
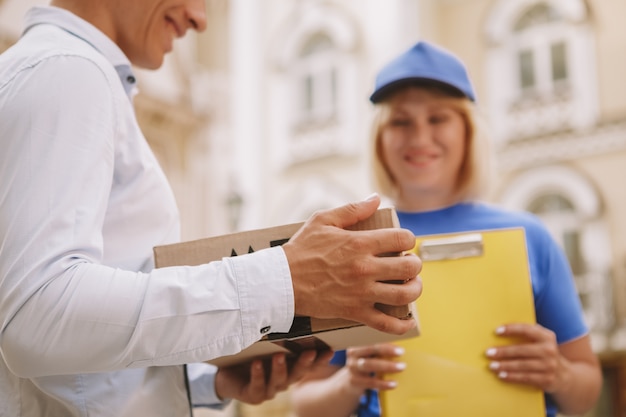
[371,271,423,306]
[248,360,266,391]
[285,197,423,334]
[350,228,418,256]
[286,350,318,382]
[356,308,418,335]
[267,354,289,390]
[306,194,381,230]
[322,277,421,329]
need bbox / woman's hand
[485,323,563,392]
[344,343,407,392]
[486,323,601,415]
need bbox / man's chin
[135,55,165,70]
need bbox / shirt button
[260,326,271,334]
[126,75,136,84]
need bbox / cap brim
[370,77,470,103]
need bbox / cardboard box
[154,208,419,367]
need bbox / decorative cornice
[496,120,626,172]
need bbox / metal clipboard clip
[418,233,484,261]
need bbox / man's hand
[214,350,334,405]
[282,194,422,335]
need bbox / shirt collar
[23,6,138,99]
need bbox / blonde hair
[369,85,492,202]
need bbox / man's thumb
[338,193,381,228]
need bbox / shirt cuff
[228,246,295,345]
[187,362,232,408]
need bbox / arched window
[527,193,587,302]
[513,3,570,98]
[269,3,360,166]
[484,0,598,142]
[498,166,613,350]
[294,32,338,127]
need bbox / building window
[527,193,589,305]
[517,41,568,93]
[294,32,338,128]
[514,2,560,30]
[484,0,598,142]
[518,49,535,90]
[512,2,571,100]
[551,41,568,84]
[270,2,360,166]
[497,165,612,353]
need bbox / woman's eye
[390,119,410,127]
[429,114,448,124]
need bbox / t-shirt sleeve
[527,223,589,344]
[330,349,347,367]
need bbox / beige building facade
[225,1,626,416]
[2,0,626,416]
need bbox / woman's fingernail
[395,362,407,371]
[489,361,500,370]
[486,348,497,357]
[498,371,508,379]
[363,192,379,201]
[495,326,505,335]
[393,347,405,356]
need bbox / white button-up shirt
[0,6,294,416]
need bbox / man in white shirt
[0,0,422,416]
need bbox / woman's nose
[408,122,432,145]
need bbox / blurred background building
[1,0,625,416]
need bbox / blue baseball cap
[370,41,476,103]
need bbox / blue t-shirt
[331,202,588,417]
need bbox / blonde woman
[291,40,601,417]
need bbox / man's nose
[186,0,207,32]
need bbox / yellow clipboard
[380,228,545,417]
